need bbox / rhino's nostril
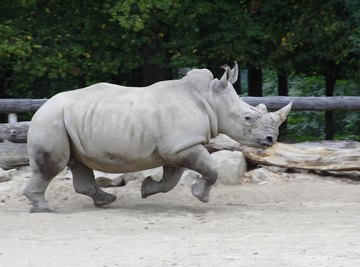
[266,136,273,143]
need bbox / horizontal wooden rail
[241,96,360,111]
[0,99,46,113]
[0,96,359,113]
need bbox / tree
[0,0,144,98]
[288,0,360,139]
[0,0,359,140]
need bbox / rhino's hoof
[191,183,210,203]
[141,176,154,198]
[30,206,54,213]
[93,193,117,207]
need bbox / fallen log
[0,140,28,169]
[0,121,30,143]
[205,135,360,172]
[242,142,360,172]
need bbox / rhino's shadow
[61,200,216,215]
[116,202,214,214]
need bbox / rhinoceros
[23,62,291,212]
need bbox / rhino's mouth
[257,139,273,148]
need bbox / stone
[180,170,201,186]
[243,166,295,184]
[0,167,11,182]
[211,150,247,185]
[94,151,248,187]
[94,168,163,188]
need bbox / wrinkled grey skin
[23,62,291,213]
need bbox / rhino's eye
[245,116,252,121]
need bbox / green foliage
[261,70,359,141]
[286,111,325,142]
[0,0,143,97]
[285,74,359,141]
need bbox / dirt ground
[1,168,360,267]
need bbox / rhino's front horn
[273,102,293,124]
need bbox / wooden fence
[0,97,358,169]
[0,96,359,122]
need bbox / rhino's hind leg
[69,160,116,207]
[141,165,184,198]
[23,172,55,213]
[23,149,69,213]
[168,145,218,203]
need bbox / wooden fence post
[8,113,18,124]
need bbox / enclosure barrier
[0,97,359,170]
[0,97,359,122]
[242,96,360,111]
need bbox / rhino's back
[56,82,211,173]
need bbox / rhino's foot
[141,176,155,198]
[191,182,210,203]
[93,192,117,207]
[24,191,54,213]
[30,205,54,213]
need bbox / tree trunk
[325,73,336,140]
[141,45,172,86]
[233,75,241,95]
[277,73,288,96]
[277,73,289,134]
[0,69,11,123]
[247,66,262,96]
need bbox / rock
[95,168,163,188]
[180,170,201,186]
[95,151,248,187]
[211,150,247,185]
[244,167,282,183]
[0,167,11,182]
[243,166,296,184]
[205,134,244,153]
[264,166,288,173]
[95,176,123,187]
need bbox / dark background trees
[0,0,359,140]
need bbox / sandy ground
[1,168,360,267]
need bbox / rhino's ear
[219,61,238,89]
[219,65,231,89]
[256,103,267,113]
[273,102,293,124]
[228,61,238,84]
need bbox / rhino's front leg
[69,160,117,207]
[168,144,218,203]
[141,165,184,198]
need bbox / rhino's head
[210,62,292,148]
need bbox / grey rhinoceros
[23,62,291,212]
